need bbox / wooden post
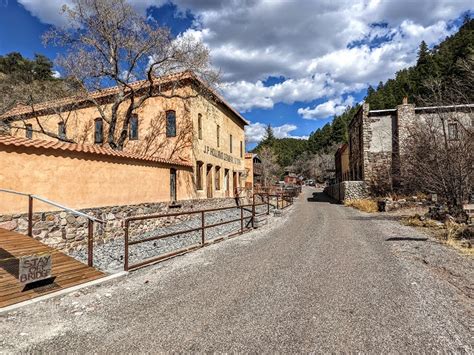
[27,195,33,237]
[124,221,129,271]
[201,211,205,245]
[87,220,94,267]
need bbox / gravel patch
[70,204,272,273]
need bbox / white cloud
[220,75,361,112]
[298,96,356,120]
[52,70,61,78]
[17,0,472,112]
[245,122,308,143]
[17,0,167,26]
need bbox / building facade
[348,100,473,193]
[335,143,349,183]
[0,72,248,212]
[244,153,262,190]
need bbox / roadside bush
[344,199,378,213]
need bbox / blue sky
[0,0,472,149]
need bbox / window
[240,141,243,158]
[166,110,176,137]
[94,118,103,144]
[170,168,177,201]
[196,161,204,190]
[129,114,138,140]
[217,125,220,147]
[448,123,458,140]
[25,124,33,139]
[229,134,233,153]
[215,166,221,190]
[58,122,66,139]
[198,114,202,140]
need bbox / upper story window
[166,110,176,137]
[229,134,233,153]
[448,123,458,141]
[198,114,202,140]
[129,114,138,140]
[58,122,66,140]
[25,124,33,139]
[94,118,103,144]
[217,125,220,147]
[240,141,243,158]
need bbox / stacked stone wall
[324,181,369,202]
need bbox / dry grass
[402,215,473,256]
[344,199,378,213]
[401,215,441,228]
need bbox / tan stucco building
[0,72,248,213]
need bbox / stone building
[348,99,473,193]
[334,143,349,183]
[0,71,248,213]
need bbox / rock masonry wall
[324,181,369,202]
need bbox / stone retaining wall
[324,181,369,202]
[0,197,247,253]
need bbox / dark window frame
[230,134,233,153]
[94,118,104,144]
[25,124,33,139]
[166,110,177,138]
[198,114,202,140]
[129,114,139,140]
[58,122,66,140]
[217,125,220,147]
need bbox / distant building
[244,153,262,190]
[284,172,298,185]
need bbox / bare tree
[41,0,217,150]
[402,56,474,214]
[259,146,280,187]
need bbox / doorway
[170,168,177,202]
[206,164,213,198]
[233,171,238,197]
[224,169,230,197]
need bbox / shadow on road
[307,192,340,205]
[385,236,428,242]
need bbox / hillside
[0,52,74,116]
[253,16,473,180]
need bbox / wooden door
[224,169,230,197]
[233,172,238,197]
[170,168,177,201]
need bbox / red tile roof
[0,135,193,168]
[0,71,248,126]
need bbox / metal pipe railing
[0,188,104,267]
[123,201,269,271]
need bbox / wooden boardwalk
[0,228,104,308]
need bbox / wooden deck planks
[0,228,105,308]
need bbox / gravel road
[1,187,472,353]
